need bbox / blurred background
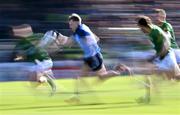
[0,0,180,81]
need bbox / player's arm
[56,34,74,47]
[163,28,172,39]
[13,42,25,61]
[162,23,173,39]
[14,55,24,61]
[14,50,26,61]
[157,34,170,59]
[39,30,74,48]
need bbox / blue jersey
[73,24,101,58]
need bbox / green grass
[0,76,180,115]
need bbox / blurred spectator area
[0,0,180,62]
[1,0,180,80]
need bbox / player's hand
[39,30,59,48]
[56,33,68,45]
[14,55,24,61]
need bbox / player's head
[136,15,152,34]
[11,24,33,38]
[68,13,82,32]
[154,8,166,22]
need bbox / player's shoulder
[150,25,163,36]
[75,24,91,37]
[151,24,161,32]
[154,24,163,32]
[163,21,170,25]
[163,21,172,28]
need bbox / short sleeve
[76,27,90,37]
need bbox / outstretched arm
[39,30,74,49]
[56,34,74,47]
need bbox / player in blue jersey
[39,13,131,102]
[52,13,130,103]
[58,13,130,80]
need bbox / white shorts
[32,59,53,72]
[153,49,180,76]
[0,59,53,81]
[0,59,53,73]
[173,49,180,64]
[20,59,54,81]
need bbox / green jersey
[160,21,179,48]
[15,33,50,62]
[148,24,170,56]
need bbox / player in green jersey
[154,8,180,64]
[13,24,56,96]
[136,15,180,103]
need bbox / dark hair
[68,13,81,22]
[137,16,152,27]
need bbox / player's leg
[136,75,151,104]
[17,63,43,86]
[83,52,131,80]
[74,63,90,96]
[28,71,42,88]
[114,63,132,75]
[85,53,122,80]
[35,59,57,95]
[96,64,120,80]
[65,63,90,104]
[43,70,56,96]
[136,57,168,104]
[141,49,180,103]
[96,63,132,80]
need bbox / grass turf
[0,76,180,115]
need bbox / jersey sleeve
[76,27,90,37]
[163,23,171,32]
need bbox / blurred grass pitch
[0,76,180,115]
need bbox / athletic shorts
[153,49,180,76]
[173,49,180,64]
[83,53,103,71]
